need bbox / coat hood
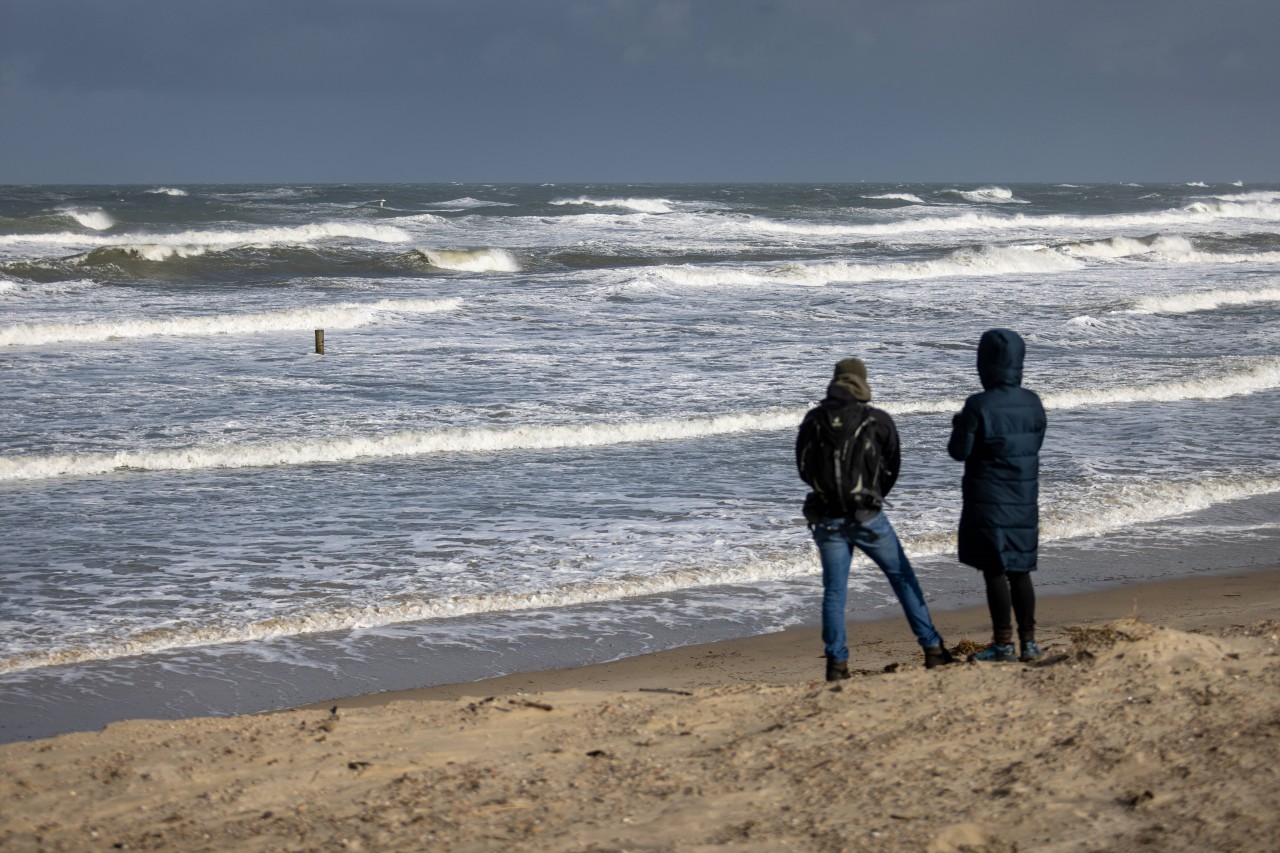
[977,328,1025,390]
[829,357,872,402]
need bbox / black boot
[923,643,957,669]
[826,656,851,682]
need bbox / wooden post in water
[315,329,325,355]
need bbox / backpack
[798,403,885,517]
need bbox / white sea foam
[0,221,413,250]
[59,207,115,230]
[653,244,1084,288]
[551,196,674,214]
[1063,233,1280,266]
[5,357,1277,482]
[1186,181,1209,187]
[746,199,1280,240]
[0,407,807,481]
[862,193,925,204]
[4,470,1277,673]
[146,187,188,196]
[420,248,520,272]
[1040,474,1280,542]
[427,197,514,210]
[1038,357,1280,408]
[1125,286,1280,315]
[0,549,819,673]
[941,186,1026,204]
[0,297,460,349]
[71,244,210,263]
[0,277,100,298]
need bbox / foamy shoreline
[2,566,1277,851]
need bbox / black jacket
[796,382,901,519]
[947,329,1047,571]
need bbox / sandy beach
[3,567,1279,852]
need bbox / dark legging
[982,567,1036,645]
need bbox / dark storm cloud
[2,0,1278,182]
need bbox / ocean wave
[73,244,210,264]
[746,198,1280,239]
[1039,357,1280,408]
[550,196,674,214]
[1060,234,1280,266]
[0,549,819,674]
[5,357,1277,482]
[3,470,1277,673]
[1124,286,1280,315]
[940,186,1026,204]
[426,197,515,210]
[862,193,925,204]
[417,247,520,272]
[58,207,114,231]
[652,244,1084,288]
[0,297,460,349]
[1202,190,1280,204]
[0,221,413,251]
[1040,474,1280,542]
[146,187,188,197]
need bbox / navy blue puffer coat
[947,329,1047,572]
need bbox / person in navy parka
[948,329,1047,662]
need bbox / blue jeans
[811,512,942,661]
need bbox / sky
[2,0,1278,184]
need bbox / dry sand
[2,568,1279,852]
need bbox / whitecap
[419,247,520,273]
[146,187,188,197]
[862,193,925,204]
[650,243,1084,288]
[58,207,114,230]
[940,186,1026,204]
[1125,287,1280,315]
[5,357,1278,482]
[551,196,674,214]
[0,297,461,349]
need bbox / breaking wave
[747,199,1280,239]
[59,207,114,230]
[1040,474,1280,542]
[0,221,413,250]
[940,186,1026,204]
[551,196,674,214]
[3,470,1277,673]
[1125,286,1280,315]
[4,358,1277,482]
[652,245,1084,288]
[417,247,520,272]
[146,187,188,197]
[0,297,460,348]
[862,193,925,204]
[426,197,515,210]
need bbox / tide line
[3,472,1277,674]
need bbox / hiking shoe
[826,657,851,682]
[923,644,958,669]
[1019,641,1043,662]
[970,642,1017,663]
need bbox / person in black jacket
[797,357,956,681]
[948,329,1047,662]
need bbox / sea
[2,182,1279,742]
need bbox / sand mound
[2,619,1279,851]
